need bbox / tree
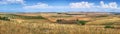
[0,17,10,21]
[104,25,114,28]
[56,19,62,23]
[76,20,87,25]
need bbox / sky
[0,0,120,12]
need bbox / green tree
[0,17,10,21]
[104,25,114,28]
[56,19,62,23]
[76,20,87,25]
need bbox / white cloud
[69,1,119,9]
[23,3,51,9]
[23,2,69,9]
[23,1,119,11]
[70,2,94,8]
[100,1,118,9]
[24,2,96,9]
[0,0,25,5]
[6,0,24,3]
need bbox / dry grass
[87,17,120,25]
[0,13,120,34]
[0,19,120,34]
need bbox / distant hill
[110,12,120,15]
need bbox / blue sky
[0,0,120,12]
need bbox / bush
[76,20,87,25]
[95,15,108,18]
[56,19,62,23]
[0,17,10,21]
[57,13,62,14]
[22,16,45,19]
[104,25,114,28]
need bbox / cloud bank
[23,1,119,9]
[0,0,25,5]
[70,2,94,8]
[0,0,119,12]
[100,1,118,9]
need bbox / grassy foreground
[1,20,120,34]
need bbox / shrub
[56,19,62,23]
[57,13,62,14]
[76,20,87,25]
[0,17,10,21]
[95,15,108,18]
[104,25,114,28]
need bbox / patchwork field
[0,12,120,34]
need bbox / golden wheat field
[0,13,120,34]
